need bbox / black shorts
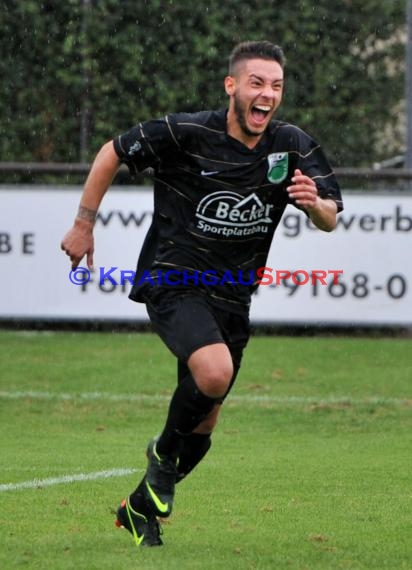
[143,287,250,378]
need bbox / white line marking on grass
[0,390,409,406]
[0,468,140,492]
[0,390,171,403]
[0,390,408,406]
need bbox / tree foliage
[1,0,407,166]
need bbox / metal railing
[1,162,412,190]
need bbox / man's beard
[233,94,261,138]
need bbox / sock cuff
[183,374,218,407]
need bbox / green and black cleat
[144,438,178,518]
[115,497,163,547]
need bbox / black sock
[156,374,217,457]
[129,375,216,514]
[176,432,212,482]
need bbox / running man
[61,40,343,547]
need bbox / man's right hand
[60,218,94,270]
[59,140,120,270]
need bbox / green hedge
[1,0,406,166]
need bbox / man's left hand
[286,168,318,209]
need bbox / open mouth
[250,105,271,125]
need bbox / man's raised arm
[287,168,338,232]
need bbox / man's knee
[197,363,233,398]
[188,343,233,398]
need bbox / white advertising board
[0,186,411,326]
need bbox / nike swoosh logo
[125,499,145,546]
[200,170,219,176]
[145,480,169,514]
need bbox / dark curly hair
[229,41,285,75]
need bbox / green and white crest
[267,152,289,184]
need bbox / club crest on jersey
[267,152,288,184]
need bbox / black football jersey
[113,109,343,311]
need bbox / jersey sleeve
[292,129,343,212]
[112,115,181,175]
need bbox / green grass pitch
[0,330,411,569]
